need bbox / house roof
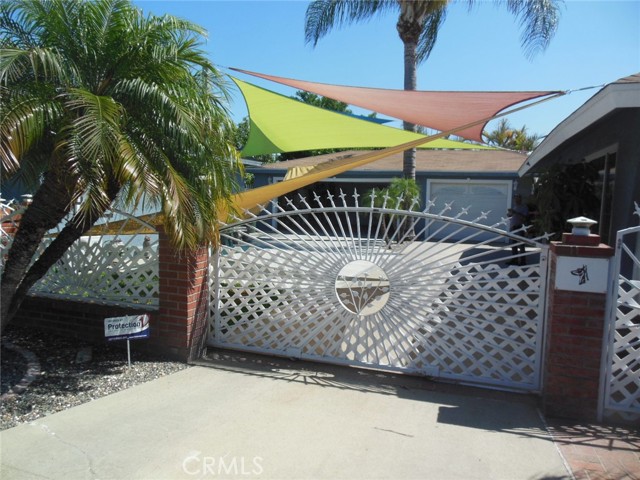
[249,149,528,175]
[519,73,640,176]
[241,158,263,167]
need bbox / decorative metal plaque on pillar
[554,256,610,293]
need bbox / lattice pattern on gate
[602,221,640,422]
[210,191,549,391]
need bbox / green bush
[531,163,600,240]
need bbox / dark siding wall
[545,109,640,238]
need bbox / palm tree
[0,0,241,331]
[511,125,541,152]
[483,118,540,151]
[483,118,516,147]
[305,0,563,179]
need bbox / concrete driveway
[0,351,570,479]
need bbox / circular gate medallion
[335,260,390,316]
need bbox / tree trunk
[397,15,420,238]
[1,168,75,332]
[4,204,110,323]
[0,169,119,333]
[400,29,419,180]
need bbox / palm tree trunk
[4,205,110,324]
[0,169,119,333]
[1,168,75,332]
[399,33,419,239]
[402,37,418,180]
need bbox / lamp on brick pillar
[542,217,614,421]
[567,216,598,238]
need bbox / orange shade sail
[231,68,561,143]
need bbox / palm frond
[305,0,396,46]
[0,46,72,84]
[2,0,241,250]
[64,88,124,164]
[0,92,61,174]
[416,5,447,64]
[506,0,563,59]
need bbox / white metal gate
[601,222,640,422]
[209,191,550,392]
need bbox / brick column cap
[551,233,614,258]
[561,232,601,246]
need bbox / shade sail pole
[229,90,565,214]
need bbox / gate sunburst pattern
[210,190,549,391]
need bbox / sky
[137,0,640,140]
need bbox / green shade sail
[233,78,491,157]
[232,68,560,143]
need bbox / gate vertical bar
[533,245,550,391]
[211,244,222,344]
[598,230,623,421]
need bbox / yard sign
[104,314,150,367]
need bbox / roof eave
[519,82,640,176]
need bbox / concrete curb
[0,339,41,401]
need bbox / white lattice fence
[0,198,24,270]
[210,192,549,392]
[602,220,640,422]
[1,200,159,307]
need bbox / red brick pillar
[151,230,210,361]
[543,231,614,420]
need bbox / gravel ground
[1,325,189,431]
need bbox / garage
[427,179,512,242]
